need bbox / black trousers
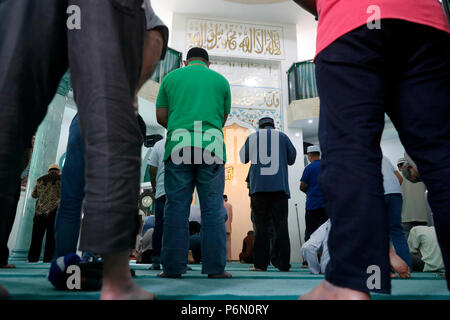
[316,20,450,293]
[0,0,145,254]
[304,208,328,242]
[28,210,57,263]
[0,182,20,266]
[251,192,291,271]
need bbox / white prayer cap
[307,145,320,154]
[397,158,406,165]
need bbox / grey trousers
[0,0,145,254]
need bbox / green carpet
[1,261,449,300]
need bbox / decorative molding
[186,18,285,60]
[287,97,320,126]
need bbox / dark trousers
[151,195,166,262]
[54,115,85,258]
[251,192,291,271]
[0,0,145,254]
[28,210,57,262]
[304,208,328,242]
[251,209,276,264]
[385,194,412,267]
[402,221,428,242]
[0,182,20,266]
[189,234,202,263]
[316,19,450,293]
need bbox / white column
[285,127,306,263]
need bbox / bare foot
[0,264,16,269]
[208,271,232,278]
[299,280,371,300]
[101,280,156,300]
[389,247,411,279]
[0,285,9,299]
[249,267,266,271]
[100,251,156,300]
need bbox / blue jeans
[151,195,166,263]
[385,194,412,268]
[54,115,86,258]
[161,151,227,275]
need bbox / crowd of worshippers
[10,114,444,283]
[300,150,445,278]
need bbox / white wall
[380,133,405,167]
[296,15,317,62]
[152,1,174,45]
[285,128,306,263]
[303,130,405,169]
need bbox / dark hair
[187,47,209,62]
[247,230,254,236]
[308,152,320,157]
[223,195,227,199]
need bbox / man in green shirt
[156,47,231,278]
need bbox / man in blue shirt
[300,146,328,242]
[240,117,297,272]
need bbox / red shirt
[316,0,450,57]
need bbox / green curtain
[287,61,319,102]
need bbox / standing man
[148,137,167,270]
[156,47,232,279]
[240,117,297,272]
[223,194,233,261]
[28,164,61,263]
[397,158,430,241]
[294,0,450,299]
[0,0,165,300]
[300,145,327,242]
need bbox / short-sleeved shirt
[142,0,169,59]
[408,226,445,272]
[156,60,231,162]
[300,160,325,211]
[316,0,450,57]
[381,156,402,195]
[148,138,166,199]
[401,180,428,223]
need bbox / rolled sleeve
[143,0,169,59]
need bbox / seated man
[189,221,202,264]
[139,228,154,264]
[408,226,445,273]
[301,219,331,274]
[239,231,255,264]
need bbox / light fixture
[308,119,313,124]
[295,133,300,137]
